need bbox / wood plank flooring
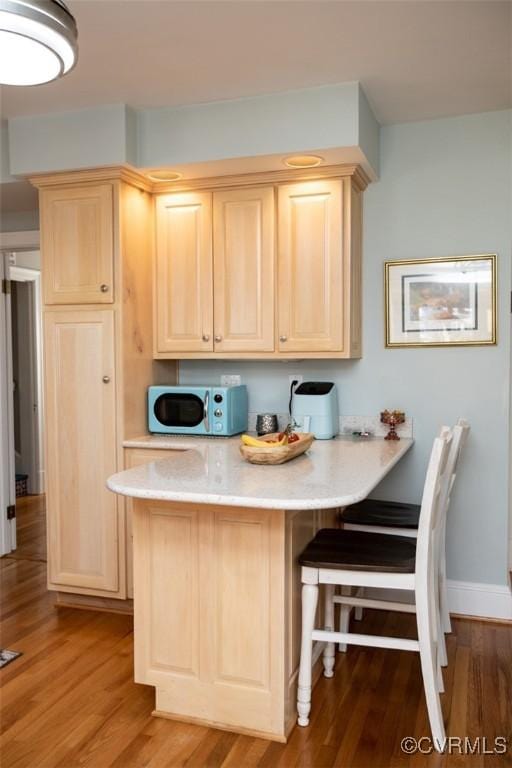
[1,496,511,767]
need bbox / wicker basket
[239,432,314,465]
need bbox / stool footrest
[311,628,419,652]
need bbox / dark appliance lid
[294,382,335,396]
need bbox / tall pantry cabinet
[32,169,175,605]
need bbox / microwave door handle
[203,391,210,432]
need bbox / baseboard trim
[447,579,512,621]
[364,579,512,622]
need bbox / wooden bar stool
[296,430,453,751]
[339,419,470,645]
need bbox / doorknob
[100,284,109,293]
[202,334,210,342]
[214,335,222,343]
[279,335,288,343]
[102,375,110,383]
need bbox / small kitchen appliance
[291,381,339,439]
[148,385,248,436]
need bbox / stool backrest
[415,430,454,577]
[439,419,470,519]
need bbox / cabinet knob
[279,335,288,343]
[214,335,222,343]
[102,375,110,383]
[202,334,210,342]
[100,284,109,293]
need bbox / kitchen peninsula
[108,435,413,741]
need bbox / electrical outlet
[288,374,303,388]
[221,374,241,386]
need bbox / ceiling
[0,0,510,125]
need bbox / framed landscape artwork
[385,254,497,348]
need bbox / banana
[241,433,288,448]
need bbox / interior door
[213,187,275,352]
[155,192,213,353]
[44,308,121,594]
[40,184,114,305]
[0,253,16,555]
[278,180,344,353]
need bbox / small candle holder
[380,410,405,441]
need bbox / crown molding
[28,162,371,194]
[28,165,153,192]
[151,163,371,194]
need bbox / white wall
[180,109,512,587]
[0,210,39,233]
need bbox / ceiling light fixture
[147,170,183,182]
[283,154,324,169]
[0,0,78,86]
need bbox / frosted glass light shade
[0,0,78,86]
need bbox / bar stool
[296,429,453,751]
[339,419,469,647]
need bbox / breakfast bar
[107,436,413,742]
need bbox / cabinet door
[124,448,178,598]
[213,187,275,352]
[44,309,120,594]
[155,192,213,353]
[40,185,114,305]
[278,180,343,353]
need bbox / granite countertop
[107,434,414,511]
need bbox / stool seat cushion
[298,529,417,572]
[340,498,421,529]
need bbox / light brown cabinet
[154,170,364,359]
[155,192,213,353]
[213,187,275,353]
[32,170,177,606]
[40,184,114,305]
[44,309,121,593]
[278,180,343,353]
[124,447,175,598]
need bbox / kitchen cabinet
[40,184,114,305]
[155,192,213,353]
[213,187,275,353]
[44,309,121,593]
[31,170,177,608]
[154,168,365,359]
[278,180,343,353]
[124,447,176,598]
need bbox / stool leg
[439,547,451,634]
[416,576,446,751]
[323,584,335,677]
[338,586,350,652]
[297,583,319,727]
[354,587,364,620]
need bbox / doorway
[0,250,44,558]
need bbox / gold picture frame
[385,254,497,348]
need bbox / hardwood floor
[1,496,511,767]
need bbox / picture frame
[385,254,497,348]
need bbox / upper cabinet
[278,180,343,354]
[213,187,275,353]
[40,184,114,305]
[155,192,213,353]
[153,168,365,359]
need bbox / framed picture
[385,254,497,348]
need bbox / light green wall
[6,83,380,177]
[180,109,512,586]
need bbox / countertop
[107,434,414,510]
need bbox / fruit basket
[239,432,314,465]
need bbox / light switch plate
[221,374,241,386]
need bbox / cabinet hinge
[7,504,15,520]
[2,279,11,295]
